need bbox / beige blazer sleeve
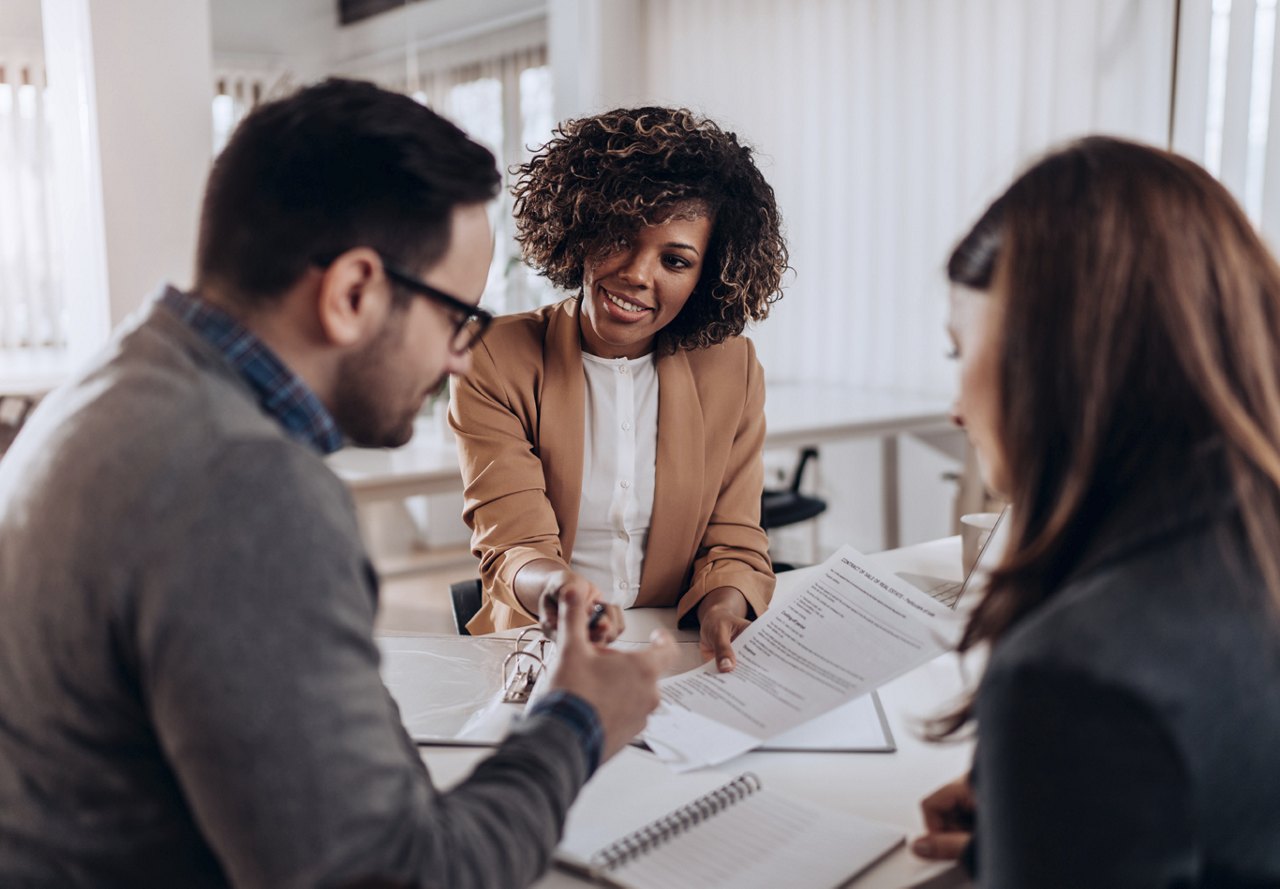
[449,331,567,631]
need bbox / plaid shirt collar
[160,287,345,455]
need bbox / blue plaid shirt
[161,287,344,455]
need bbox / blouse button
[621,421,632,431]
[620,480,631,489]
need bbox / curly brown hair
[511,107,788,351]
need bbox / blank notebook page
[612,790,900,889]
[556,749,901,889]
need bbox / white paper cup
[960,512,1001,575]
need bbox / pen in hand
[586,602,606,632]
[542,592,607,638]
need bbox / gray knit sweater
[0,295,587,888]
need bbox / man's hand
[547,588,674,761]
[697,587,751,672]
[912,776,975,860]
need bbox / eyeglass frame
[312,252,493,355]
[380,260,493,355]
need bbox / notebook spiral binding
[591,772,763,871]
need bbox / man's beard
[330,324,440,449]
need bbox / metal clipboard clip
[500,627,550,704]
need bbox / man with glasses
[0,79,672,888]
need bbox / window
[356,34,556,315]
[212,68,293,156]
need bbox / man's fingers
[911,831,970,860]
[557,587,589,648]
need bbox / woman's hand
[697,587,751,672]
[912,776,975,860]
[533,568,624,646]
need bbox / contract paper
[641,545,965,770]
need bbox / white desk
[419,537,975,889]
[326,426,463,502]
[328,383,952,549]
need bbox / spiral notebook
[557,749,903,889]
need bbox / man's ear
[315,247,390,346]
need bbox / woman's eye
[663,255,692,270]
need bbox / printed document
[642,545,965,770]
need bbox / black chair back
[449,579,484,636]
[761,447,828,530]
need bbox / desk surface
[328,383,952,504]
[421,537,975,889]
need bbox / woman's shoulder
[680,333,759,373]
[984,515,1279,709]
[479,300,575,361]
[487,301,559,339]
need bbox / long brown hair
[936,136,1280,736]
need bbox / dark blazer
[971,456,1280,887]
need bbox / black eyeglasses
[380,260,493,355]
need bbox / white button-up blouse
[570,351,659,608]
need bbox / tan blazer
[449,298,775,634]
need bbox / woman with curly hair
[449,107,787,669]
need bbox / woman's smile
[600,287,654,320]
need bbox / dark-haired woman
[450,107,787,671]
[912,137,1280,885]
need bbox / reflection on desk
[418,537,976,889]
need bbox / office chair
[761,447,828,565]
[449,578,484,636]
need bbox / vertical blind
[1173,0,1280,241]
[0,55,65,351]
[642,0,1175,395]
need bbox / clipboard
[377,629,553,746]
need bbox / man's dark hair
[196,78,500,303]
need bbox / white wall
[41,0,213,330]
[0,0,42,49]
[547,0,644,120]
